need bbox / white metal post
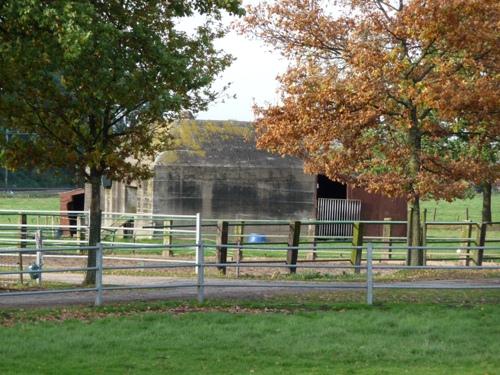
[195,213,205,302]
[195,213,201,275]
[366,243,374,305]
[236,244,241,278]
[95,243,104,306]
[197,241,205,303]
[35,230,43,286]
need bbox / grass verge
[0,293,499,375]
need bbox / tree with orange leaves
[242,0,499,264]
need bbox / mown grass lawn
[1,300,499,375]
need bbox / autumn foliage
[242,0,499,258]
[243,0,498,201]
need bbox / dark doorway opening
[316,175,347,199]
[69,193,85,211]
[67,193,85,237]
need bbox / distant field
[0,192,497,220]
[0,195,60,227]
[422,193,499,222]
[0,195,60,211]
[421,193,499,247]
[0,299,499,375]
[0,191,496,231]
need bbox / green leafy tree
[0,0,243,284]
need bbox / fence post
[195,213,202,275]
[462,220,473,266]
[18,213,27,284]
[366,243,373,305]
[308,224,317,260]
[35,230,43,286]
[123,219,134,240]
[95,242,104,307]
[50,216,55,238]
[78,215,87,254]
[287,221,301,274]
[472,223,487,266]
[351,222,364,274]
[162,220,173,257]
[234,221,245,261]
[382,218,392,260]
[197,240,205,303]
[235,244,241,278]
[216,220,229,275]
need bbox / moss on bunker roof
[155,120,301,168]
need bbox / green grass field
[421,193,499,222]
[421,193,500,251]
[0,195,60,227]
[1,297,499,375]
[0,192,497,218]
[0,194,60,211]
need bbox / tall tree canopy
[0,0,243,283]
[242,0,499,262]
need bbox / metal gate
[316,198,361,238]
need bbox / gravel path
[1,272,499,308]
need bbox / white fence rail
[0,210,200,247]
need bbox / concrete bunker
[84,120,406,237]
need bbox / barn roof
[154,120,302,168]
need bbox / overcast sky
[196,1,287,122]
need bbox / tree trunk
[481,182,492,223]
[407,107,424,265]
[83,172,102,285]
[407,197,423,265]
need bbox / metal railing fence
[0,242,203,306]
[1,241,499,307]
[201,243,500,304]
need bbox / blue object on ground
[248,233,267,243]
